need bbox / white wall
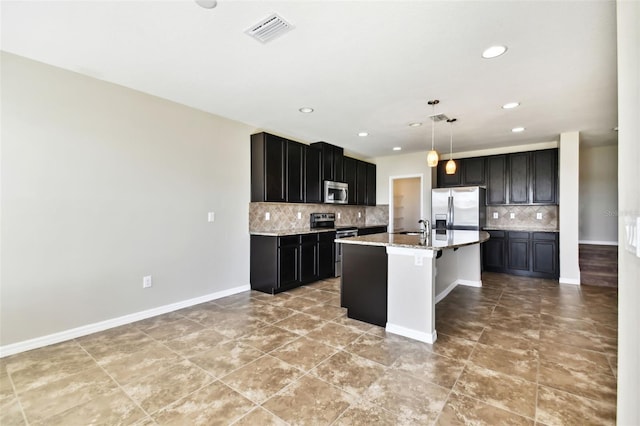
[374,151,433,222]
[558,132,581,284]
[579,145,618,244]
[0,53,254,347]
[616,1,640,423]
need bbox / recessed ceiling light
[299,107,314,113]
[358,132,369,137]
[409,122,422,127]
[393,147,402,151]
[512,127,525,133]
[502,102,520,109]
[482,45,508,59]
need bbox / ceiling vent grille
[245,13,294,43]
[429,113,450,122]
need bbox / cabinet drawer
[300,234,318,245]
[488,230,506,238]
[279,235,299,247]
[532,232,557,241]
[508,231,530,240]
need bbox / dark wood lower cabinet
[483,230,558,279]
[341,244,388,326]
[250,231,336,294]
[318,232,335,279]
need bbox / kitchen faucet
[418,219,430,237]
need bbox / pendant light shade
[427,150,439,167]
[445,159,457,174]
[445,118,457,175]
[427,100,440,167]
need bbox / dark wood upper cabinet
[311,142,344,182]
[486,155,507,205]
[305,145,322,203]
[251,132,285,202]
[286,140,304,203]
[356,160,367,205]
[508,152,530,204]
[366,162,377,206]
[437,160,462,187]
[462,157,486,185]
[531,149,558,204]
[342,157,357,205]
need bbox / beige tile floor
[1,272,617,425]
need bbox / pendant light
[445,118,457,175]
[426,99,440,167]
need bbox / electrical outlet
[414,255,423,266]
[492,212,499,219]
[337,212,341,219]
[265,212,270,220]
[358,212,362,219]
[510,213,515,219]
[297,212,302,219]
[143,275,152,288]
[536,212,543,220]
[207,212,215,222]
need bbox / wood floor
[579,244,618,287]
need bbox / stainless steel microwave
[324,181,348,204]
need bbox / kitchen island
[337,230,490,344]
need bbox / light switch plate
[207,212,215,222]
[265,212,270,220]
[337,213,341,219]
[510,213,515,219]
[297,212,302,219]
[492,212,499,219]
[536,212,543,220]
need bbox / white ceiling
[1,0,618,159]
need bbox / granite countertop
[250,224,388,237]
[484,226,559,233]
[335,230,490,250]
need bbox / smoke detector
[245,13,294,43]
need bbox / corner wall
[616,0,640,423]
[558,132,581,284]
[0,53,254,348]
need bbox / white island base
[386,244,482,344]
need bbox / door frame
[389,174,424,232]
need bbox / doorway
[389,175,423,232]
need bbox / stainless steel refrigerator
[431,186,486,230]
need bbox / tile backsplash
[249,203,389,233]
[485,205,558,230]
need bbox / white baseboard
[559,277,581,285]
[0,284,250,358]
[386,323,437,344]
[435,281,458,303]
[435,279,482,304]
[457,279,482,288]
[579,240,618,246]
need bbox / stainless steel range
[309,213,358,277]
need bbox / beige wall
[579,145,618,244]
[1,53,254,347]
[616,0,640,423]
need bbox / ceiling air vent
[429,113,450,122]
[245,13,294,43]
